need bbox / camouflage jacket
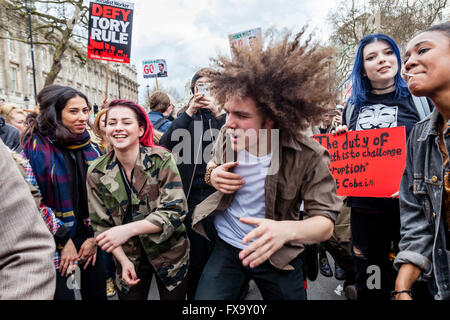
[87,145,190,292]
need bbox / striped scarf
[23,130,99,236]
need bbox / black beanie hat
[190,71,202,94]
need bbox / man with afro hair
[192,28,342,300]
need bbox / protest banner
[142,59,167,79]
[228,27,262,57]
[87,0,134,64]
[313,127,406,197]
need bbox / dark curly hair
[209,28,336,134]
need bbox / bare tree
[328,0,448,87]
[0,0,89,86]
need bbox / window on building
[26,46,31,63]
[28,73,34,95]
[7,31,15,53]
[41,47,47,66]
[0,66,4,88]
[10,67,18,91]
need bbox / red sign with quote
[313,127,407,197]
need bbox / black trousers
[350,207,400,300]
[54,247,106,300]
[117,248,188,300]
[184,188,217,300]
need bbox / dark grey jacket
[0,115,21,151]
[395,108,450,300]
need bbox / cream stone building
[0,9,139,109]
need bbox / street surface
[97,251,348,300]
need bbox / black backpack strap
[344,101,354,127]
[153,117,169,130]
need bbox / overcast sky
[128,0,335,103]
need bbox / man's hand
[238,217,293,268]
[210,161,245,194]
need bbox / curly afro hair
[210,27,336,135]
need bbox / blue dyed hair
[348,34,410,109]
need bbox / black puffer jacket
[0,115,21,151]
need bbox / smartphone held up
[196,82,211,98]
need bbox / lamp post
[25,0,37,105]
[116,65,121,98]
[24,95,29,109]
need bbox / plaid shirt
[23,157,62,269]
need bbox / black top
[160,109,226,200]
[319,126,331,134]
[0,115,21,152]
[118,162,135,224]
[345,91,421,138]
[62,149,94,248]
[343,91,421,210]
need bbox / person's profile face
[404,31,450,98]
[99,114,107,135]
[322,104,336,126]
[249,37,257,49]
[9,111,26,134]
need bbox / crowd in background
[0,22,449,301]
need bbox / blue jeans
[195,238,306,300]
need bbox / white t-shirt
[214,149,272,249]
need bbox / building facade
[0,9,139,109]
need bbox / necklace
[372,83,395,90]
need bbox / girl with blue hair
[334,34,428,300]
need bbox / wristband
[391,289,413,298]
[205,163,219,185]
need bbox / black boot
[318,251,333,277]
[334,263,346,280]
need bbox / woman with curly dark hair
[192,28,342,300]
[22,84,106,300]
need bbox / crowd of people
[0,22,449,301]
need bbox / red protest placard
[313,127,406,197]
[87,0,134,64]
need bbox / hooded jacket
[0,115,21,151]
